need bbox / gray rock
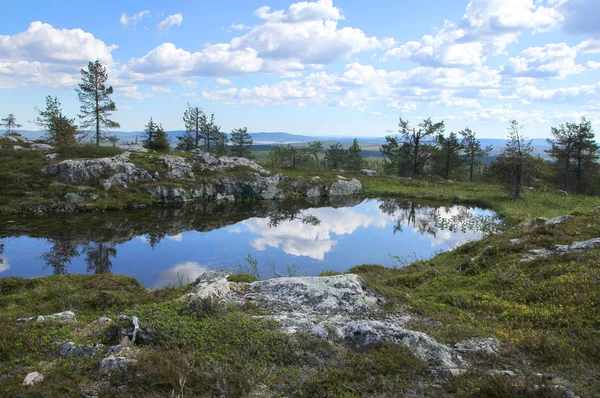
[22,372,44,386]
[107,344,132,355]
[160,155,194,179]
[13,145,24,150]
[58,342,104,358]
[306,186,321,198]
[488,369,516,376]
[118,144,148,153]
[243,274,379,315]
[17,310,77,324]
[509,239,521,245]
[522,237,600,262]
[46,153,155,190]
[454,337,500,355]
[361,169,377,176]
[340,321,462,368]
[545,215,573,225]
[594,206,600,213]
[181,270,232,302]
[99,356,136,370]
[65,193,85,203]
[99,317,113,323]
[194,153,270,175]
[329,178,362,196]
[45,153,58,160]
[30,143,54,152]
[524,217,547,228]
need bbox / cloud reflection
[238,206,389,260]
[0,257,9,273]
[154,261,207,288]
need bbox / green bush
[58,144,124,159]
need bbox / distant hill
[6,130,558,158]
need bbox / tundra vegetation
[1,59,600,397]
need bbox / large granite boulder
[46,153,156,190]
[329,178,362,196]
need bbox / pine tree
[324,142,347,169]
[347,138,362,171]
[75,60,120,145]
[142,118,159,149]
[494,120,534,200]
[306,141,323,168]
[548,117,598,194]
[380,135,410,176]
[1,113,22,134]
[460,128,492,182]
[35,96,78,147]
[179,104,205,150]
[230,127,253,157]
[433,132,464,180]
[201,113,222,153]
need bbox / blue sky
[1,0,599,138]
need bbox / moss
[227,273,258,283]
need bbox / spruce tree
[460,128,492,182]
[306,141,323,168]
[433,132,464,180]
[347,138,362,171]
[230,127,253,158]
[75,60,120,145]
[153,124,170,152]
[325,142,347,169]
[142,117,158,149]
[35,96,78,147]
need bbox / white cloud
[384,0,562,67]
[125,0,391,81]
[120,10,150,29]
[0,22,117,89]
[502,42,585,79]
[216,78,232,85]
[167,233,183,241]
[157,13,183,34]
[0,257,9,273]
[0,21,116,64]
[154,261,207,288]
[118,85,153,100]
[388,100,417,112]
[588,61,600,70]
[577,39,600,54]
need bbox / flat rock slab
[17,311,77,324]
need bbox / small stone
[99,356,136,370]
[23,372,44,386]
[488,369,516,376]
[361,169,377,176]
[454,337,500,355]
[523,217,547,228]
[545,215,573,225]
[509,239,521,245]
[65,193,85,203]
[99,317,113,323]
[17,311,77,324]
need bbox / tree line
[266,138,363,171]
[379,117,599,198]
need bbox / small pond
[0,198,502,288]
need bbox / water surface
[0,198,501,287]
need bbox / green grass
[57,144,124,160]
[350,208,600,396]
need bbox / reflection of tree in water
[83,243,117,274]
[42,240,80,275]
[267,202,321,228]
[379,200,438,236]
[379,200,502,237]
[41,240,117,275]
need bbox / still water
[0,198,501,288]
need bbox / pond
[0,198,502,288]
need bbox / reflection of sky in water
[0,199,498,287]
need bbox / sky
[1,0,599,138]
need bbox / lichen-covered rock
[17,310,77,324]
[65,193,86,203]
[244,274,379,315]
[181,270,231,301]
[339,321,462,368]
[194,153,271,175]
[523,217,547,228]
[522,237,600,262]
[328,178,362,196]
[361,169,377,176]
[454,337,500,355]
[30,143,54,152]
[23,372,44,386]
[46,153,155,190]
[99,356,136,370]
[118,144,148,153]
[159,155,194,179]
[58,342,105,358]
[545,215,573,225]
